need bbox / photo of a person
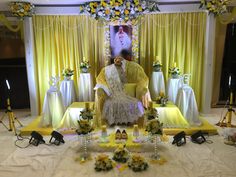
[110,25,132,58]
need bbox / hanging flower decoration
[199,0,230,16]
[9,1,35,20]
[79,0,160,22]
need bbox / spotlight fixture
[172,131,186,146]
[29,131,45,146]
[191,131,206,144]
[49,131,65,146]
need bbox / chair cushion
[124,83,137,97]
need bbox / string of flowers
[9,1,35,20]
[199,0,230,16]
[79,0,160,22]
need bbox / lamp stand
[216,91,236,127]
[0,98,23,135]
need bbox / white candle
[83,56,85,62]
[229,75,231,87]
[174,62,176,68]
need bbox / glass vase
[79,133,90,160]
[151,134,161,160]
[81,68,89,73]
[64,76,71,81]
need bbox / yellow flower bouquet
[9,1,35,19]
[128,154,148,172]
[146,119,163,135]
[76,119,94,135]
[62,68,74,77]
[199,0,229,16]
[94,154,114,171]
[113,144,130,163]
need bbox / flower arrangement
[199,0,229,16]
[128,154,148,172]
[95,154,114,171]
[80,60,90,69]
[79,0,160,22]
[80,108,94,120]
[62,68,74,77]
[146,119,163,135]
[145,107,158,120]
[153,60,162,72]
[169,64,180,78]
[156,92,168,106]
[9,1,35,19]
[113,144,130,163]
[76,119,94,135]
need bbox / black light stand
[0,80,23,135]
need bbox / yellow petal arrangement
[112,144,130,163]
[94,154,114,171]
[199,0,230,16]
[79,0,160,22]
[9,1,35,20]
[128,154,148,172]
[62,68,74,77]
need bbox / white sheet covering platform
[60,80,77,108]
[176,85,202,126]
[167,77,183,104]
[78,73,94,101]
[41,89,65,129]
[150,71,166,100]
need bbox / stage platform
[20,102,218,136]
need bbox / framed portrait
[110,25,132,59]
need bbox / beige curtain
[211,19,227,106]
[139,12,207,109]
[33,15,104,112]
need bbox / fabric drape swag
[33,15,104,112]
[139,12,207,108]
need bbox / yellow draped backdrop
[33,15,104,112]
[139,12,207,109]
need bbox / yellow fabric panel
[139,12,207,109]
[124,83,137,97]
[33,15,104,112]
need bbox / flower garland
[199,0,230,16]
[9,1,35,20]
[79,0,159,22]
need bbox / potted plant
[80,60,90,73]
[153,57,162,72]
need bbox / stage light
[172,131,186,146]
[49,131,65,146]
[191,131,206,144]
[5,79,10,90]
[29,131,45,146]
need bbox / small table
[176,85,202,126]
[41,88,65,129]
[154,102,189,128]
[60,80,77,108]
[167,77,183,104]
[149,71,165,100]
[78,73,94,101]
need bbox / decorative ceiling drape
[139,12,207,109]
[33,15,104,112]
